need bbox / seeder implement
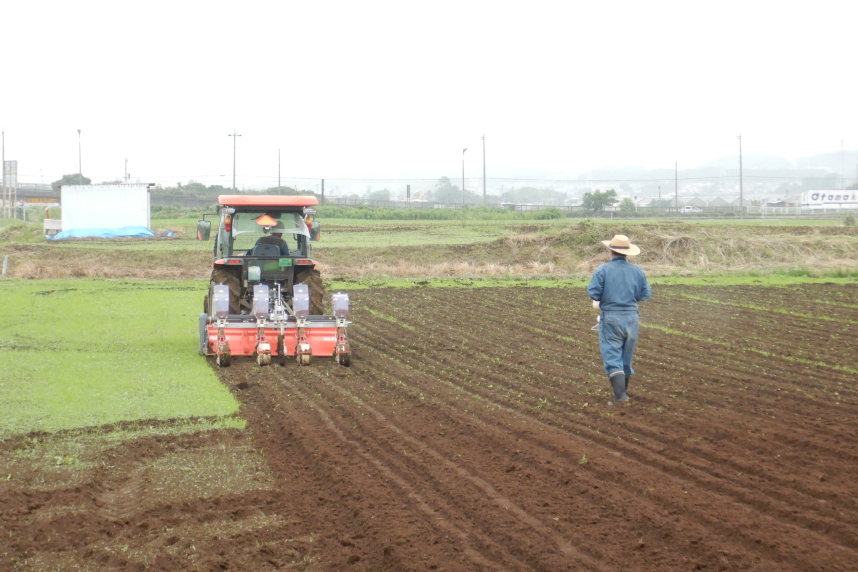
[252,284,272,366]
[293,284,313,366]
[213,284,232,367]
[201,284,351,368]
[333,292,352,367]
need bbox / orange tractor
[196,195,351,367]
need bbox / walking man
[587,235,652,404]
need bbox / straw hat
[601,234,641,256]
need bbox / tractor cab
[216,209,312,261]
[197,197,320,261]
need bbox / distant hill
[795,150,858,174]
[698,155,794,170]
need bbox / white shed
[60,184,151,234]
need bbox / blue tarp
[49,226,156,240]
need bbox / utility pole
[124,158,129,183]
[737,135,743,218]
[482,134,486,204]
[462,148,468,208]
[321,178,325,205]
[674,162,679,211]
[278,149,281,189]
[77,130,83,184]
[228,130,241,191]
[2,127,6,219]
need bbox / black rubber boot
[608,372,629,404]
[625,375,631,393]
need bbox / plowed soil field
[2,283,858,571]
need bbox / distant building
[801,190,858,209]
[764,196,800,207]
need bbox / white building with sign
[801,190,858,209]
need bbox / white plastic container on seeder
[293,283,310,318]
[248,265,261,282]
[332,292,350,319]
[213,284,230,318]
[253,284,270,319]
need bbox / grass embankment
[0,280,239,438]
[315,219,858,281]
[1,217,857,282]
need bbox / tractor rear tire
[207,268,242,315]
[295,267,325,315]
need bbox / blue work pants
[598,311,640,377]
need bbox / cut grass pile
[0,279,239,438]
[0,221,46,243]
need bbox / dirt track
[2,284,858,570]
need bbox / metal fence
[16,183,53,191]
[150,195,217,209]
[757,206,858,216]
[323,198,858,216]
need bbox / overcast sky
[1,1,855,190]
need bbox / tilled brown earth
[1,284,857,571]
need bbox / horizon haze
[1,1,855,191]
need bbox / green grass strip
[365,308,416,330]
[328,277,591,291]
[647,274,858,287]
[677,293,858,324]
[806,298,858,310]
[641,322,858,375]
[328,274,857,291]
[0,279,239,438]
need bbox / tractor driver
[254,226,290,255]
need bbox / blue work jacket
[587,257,652,312]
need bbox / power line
[16,173,849,185]
[137,174,851,183]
